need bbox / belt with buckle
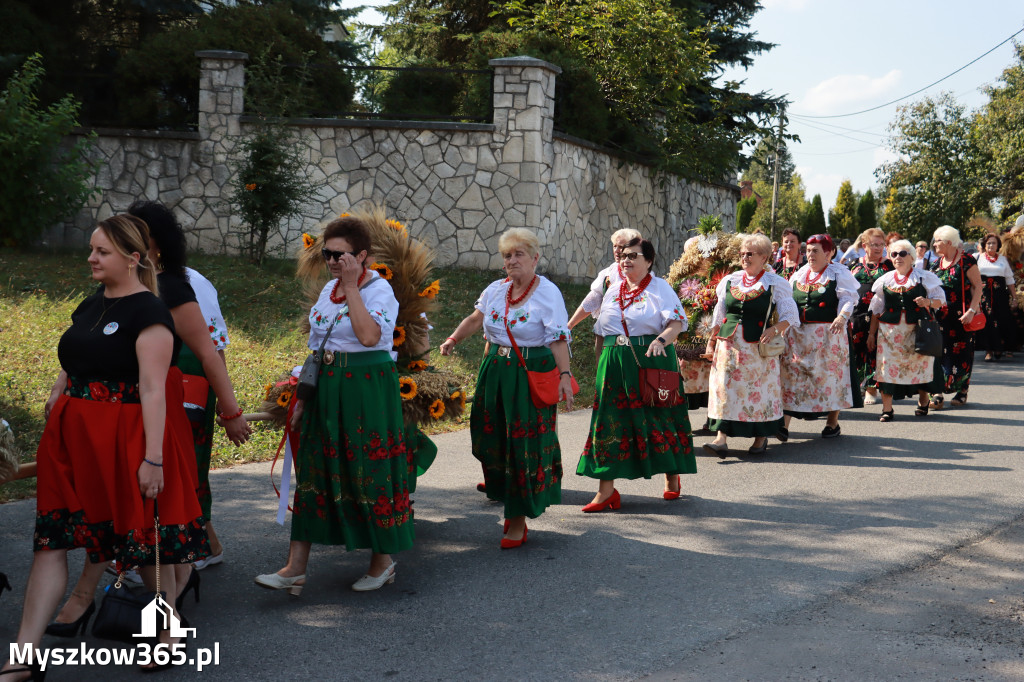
[497,346,511,357]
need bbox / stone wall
[56,52,738,282]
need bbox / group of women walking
[1,202,1014,678]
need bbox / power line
[792,26,1024,119]
[789,114,889,138]
[795,118,885,147]
[799,146,883,157]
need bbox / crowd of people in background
[3,199,1023,679]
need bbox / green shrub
[381,68,463,119]
[0,54,94,247]
[736,197,757,233]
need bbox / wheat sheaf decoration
[286,205,466,427]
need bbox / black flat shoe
[879,410,894,422]
[776,427,789,442]
[44,599,95,638]
[703,442,728,459]
[747,440,768,455]
[914,403,929,417]
[821,424,841,438]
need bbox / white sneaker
[193,551,224,571]
[351,561,396,592]
[863,391,877,405]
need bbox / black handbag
[914,309,942,357]
[296,319,335,402]
[92,503,165,643]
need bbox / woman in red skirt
[1,215,208,679]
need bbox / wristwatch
[656,337,668,345]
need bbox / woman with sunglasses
[703,234,799,458]
[779,234,860,439]
[847,228,895,406]
[975,233,1015,361]
[569,229,643,344]
[866,240,945,420]
[576,238,695,511]
[927,225,983,409]
[255,213,418,594]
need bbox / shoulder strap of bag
[619,314,644,368]
[318,275,376,351]
[503,291,528,369]
[960,253,968,315]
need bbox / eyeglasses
[890,250,911,258]
[739,251,758,258]
[322,248,355,262]
[620,252,640,261]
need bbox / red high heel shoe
[663,475,681,500]
[582,489,621,513]
[476,482,487,493]
[503,519,510,533]
[500,524,527,549]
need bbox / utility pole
[769,104,785,243]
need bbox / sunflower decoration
[408,359,428,372]
[263,382,275,400]
[418,279,440,299]
[393,325,407,347]
[399,376,418,401]
[370,262,394,280]
[428,399,445,419]
[302,233,316,250]
[276,389,293,408]
[386,219,407,233]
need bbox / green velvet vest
[878,281,927,324]
[792,277,838,323]
[718,284,773,343]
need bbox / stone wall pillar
[193,50,247,251]
[488,56,561,269]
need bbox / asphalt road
[2,354,1022,680]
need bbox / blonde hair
[610,228,641,244]
[741,233,773,259]
[498,228,540,258]
[888,239,914,257]
[96,214,158,295]
[858,228,886,249]
[932,225,962,248]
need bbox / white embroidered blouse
[868,269,947,315]
[474,275,571,347]
[711,270,801,329]
[788,263,861,318]
[975,254,1015,286]
[185,267,230,351]
[307,272,398,358]
[594,276,687,337]
[580,262,623,315]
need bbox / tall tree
[828,180,859,241]
[735,196,757,233]
[747,173,808,236]
[875,93,981,243]
[972,43,1024,220]
[802,194,826,239]
[742,135,795,186]
[857,189,877,231]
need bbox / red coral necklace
[619,273,653,310]
[985,253,998,263]
[741,269,767,288]
[330,268,367,304]
[804,266,827,286]
[506,275,537,308]
[893,270,911,286]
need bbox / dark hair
[625,237,656,268]
[781,228,801,241]
[128,201,187,277]
[322,215,371,255]
[806,233,835,256]
[981,233,1002,250]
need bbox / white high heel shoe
[351,561,396,592]
[254,572,306,596]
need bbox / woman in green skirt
[577,238,695,512]
[440,228,575,549]
[255,215,419,593]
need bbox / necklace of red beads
[741,269,767,288]
[330,268,368,304]
[893,270,911,286]
[505,275,538,308]
[985,252,999,263]
[619,273,652,311]
[804,266,827,286]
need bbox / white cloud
[799,70,902,116]
[797,166,845,217]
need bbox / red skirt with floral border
[33,368,209,566]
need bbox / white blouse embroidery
[868,269,947,315]
[580,262,622,315]
[308,273,398,358]
[475,275,571,347]
[789,263,861,318]
[594,276,686,337]
[711,270,801,329]
[975,254,1015,285]
[185,267,230,351]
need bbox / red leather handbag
[960,255,986,332]
[503,319,578,409]
[621,319,680,408]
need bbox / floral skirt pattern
[470,346,562,519]
[680,358,711,395]
[876,320,935,387]
[936,306,975,395]
[290,352,416,553]
[577,341,695,481]
[708,335,784,437]
[34,370,209,566]
[781,324,853,415]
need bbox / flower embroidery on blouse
[550,328,569,342]
[729,285,768,302]
[507,309,529,328]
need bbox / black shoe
[914,403,929,417]
[44,599,95,638]
[0,572,10,598]
[747,440,768,455]
[703,442,728,459]
[879,410,894,422]
[175,567,201,612]
[821,424,841,438]
[776,427,789,442]
[0,661,46,680]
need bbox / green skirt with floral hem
[290,351,416,554]
[577,338,695,481]
[176,345,216,520]
[470,346,562,519]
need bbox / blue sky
[341,1,1024,216]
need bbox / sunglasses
[620,252,641,261]
[739,251,758,258]
[890,250,912,258]
[322,248,356,262]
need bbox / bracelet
[143,458,163,467]
[446,336,458,345]
[560,370,572,377]
[219,407,243,421]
